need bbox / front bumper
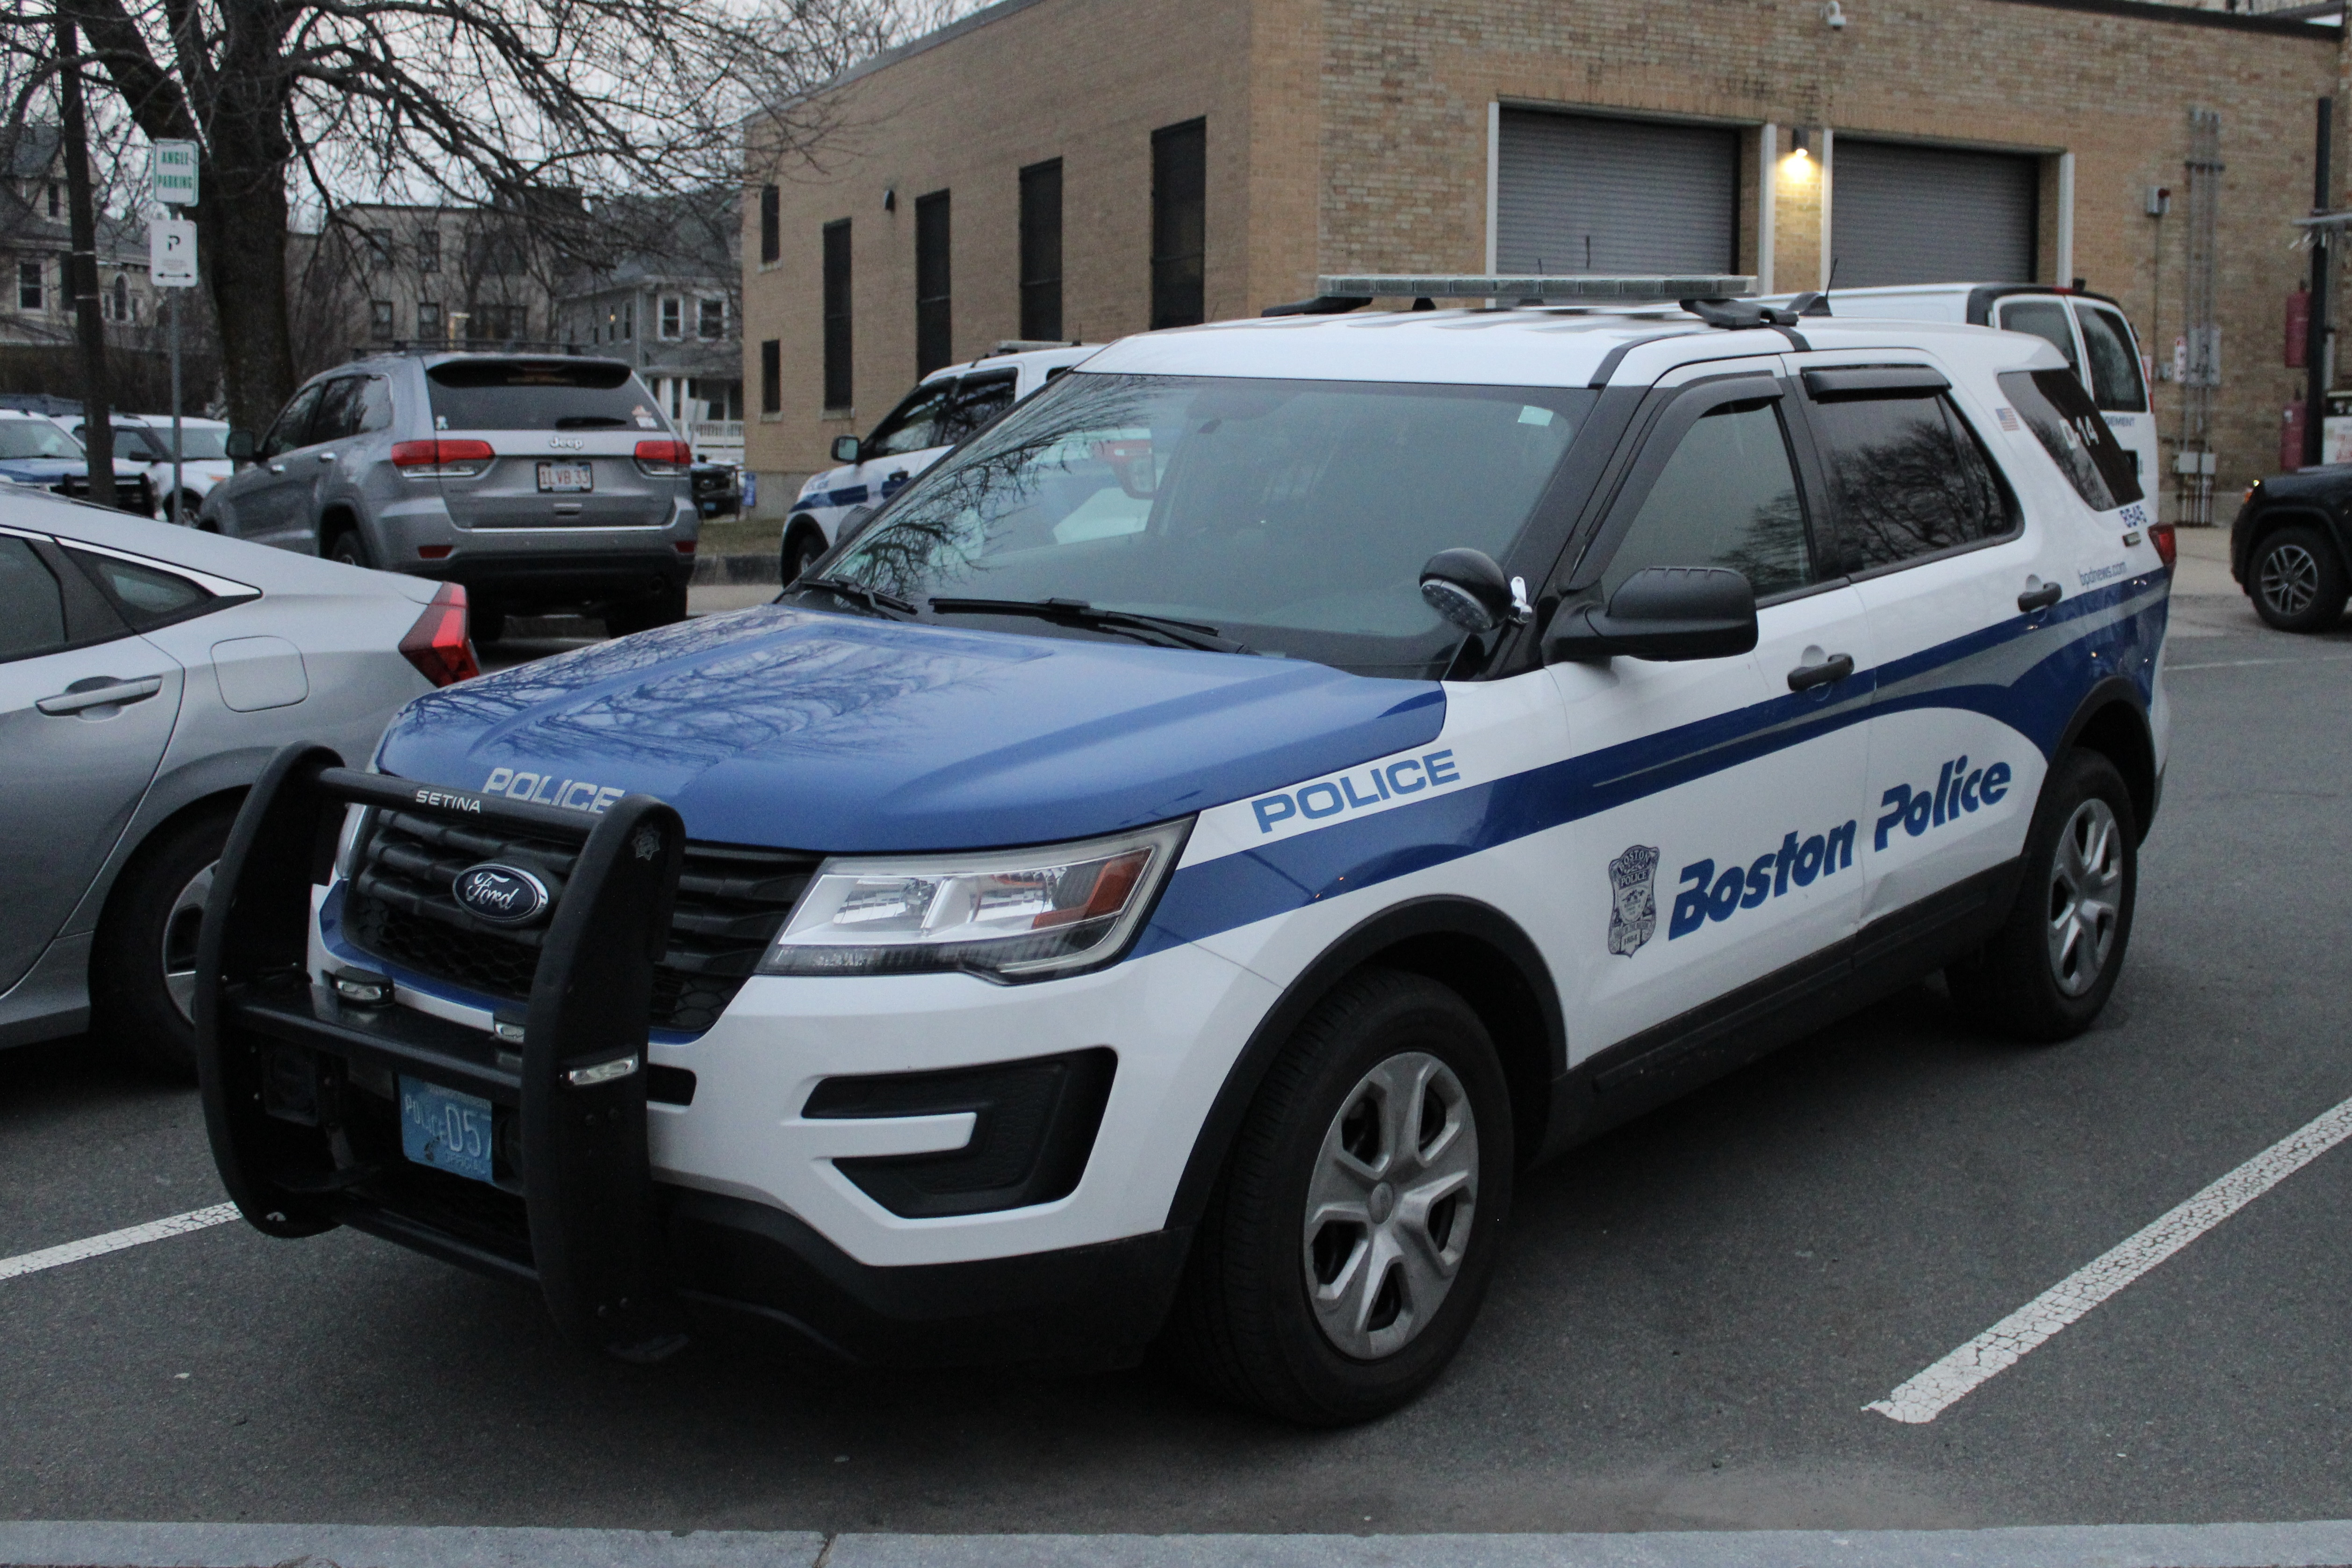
[200,747,1260,1365]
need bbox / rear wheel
[92,806,235,1081]
[2249,525,2348,633]
[604,581,688,637]
[1165,969,1514,1425]
[1949,750,2137,1043]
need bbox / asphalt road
[7,537,2352,1538]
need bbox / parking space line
[2168,653,2352,671]
[0,1203,239,1284]
[1868,1095,2352,1424]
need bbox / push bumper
[194,745,1193,1367]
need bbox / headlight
[758,818,1191,981]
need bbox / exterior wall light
[1823,0,1848,27]
[1791,127,1811,161]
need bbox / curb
[692,551,781,585]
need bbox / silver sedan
[0,494,473,1075]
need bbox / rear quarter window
[1997,369,2143,511]
[427,359,669,433]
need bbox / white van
[1771,286,2158,494]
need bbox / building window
[370,300,394,339]
[105,274,129,322]
[475,302,525,340]
[418,299,442,340]
[760,338,781,415]
[417,228,440,273]
[822,218,852,410]
[1020,158,1063,342]
[45,182,58,218]
[366,229,391,269]
[914,189,950,376]
[1151,118,1206,330]
[660,295,682,338]
[760,184,780,264]
[18,261,42,311]
[609,300,633,341]
[698,297,724,339]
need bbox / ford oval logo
[452,863,550,927]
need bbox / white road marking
[1868,1094,2352,1424]
[2169,653,2352,671]
[0,1203,240,1283]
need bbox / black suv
[2233,469,2352,633]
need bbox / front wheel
[2249,525,2349,633]
[1949,750,2137,1042]
[1165,969,1514,1425]
[781,521,825,584]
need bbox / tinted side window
[1997,299,2079,373]
[1601,399,1814,601]
[354,377,393,434]
[260,383,326,460]
[65,547,212,627]
[2074,306,2149,413]
[938,373,1017,447]
[310,378,363,444]
[1810,393,2015,572]
[0,536,65,661]
[864,381,957,460]
[1998,368,2144,511]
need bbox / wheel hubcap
[2045,798,2122,998]
[2260,543,2321,617]
[161,861,216,1023]
[1302,1050,1479,1361]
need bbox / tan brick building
[742,0,2350,524]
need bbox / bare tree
[0,0,900,432]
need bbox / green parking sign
[150,140,197,207]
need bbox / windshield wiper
[796,575,918,619]
[926,596,1249,654]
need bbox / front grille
[342,806,820,1033]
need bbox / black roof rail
[347,339,592,362]
[1263,273,1758,316]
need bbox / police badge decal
[1607,845,1660,957]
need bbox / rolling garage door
[1496,110,1738,274]
[1833,140,2038,287]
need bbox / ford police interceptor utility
[197,277,2170,1425]
[780,343,1096,581]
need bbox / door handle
[316,451,337,463]
[267,462,286,474]
[1786,653,1855,693]
[2018,580,2063,613]
[36,675,163,714]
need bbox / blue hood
[375,605,1446,851]
[0,459,79,482]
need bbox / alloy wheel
[1301,1050,1479,1361]
[161,860,216,1023]
[2045,798,2122,998]
[2260,541,2322,619]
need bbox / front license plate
[537,461,593,492]
[400,1076,495,1183]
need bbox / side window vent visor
[1803,366,1952,401]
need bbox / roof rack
[1264,273,1756,316]
[347,339,594,361]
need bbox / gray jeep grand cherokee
[202,352,697,638]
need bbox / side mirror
[225,429,256,466]
[1419,547,1531,634]
[1548,566,1758,662]
[830,434,862,465]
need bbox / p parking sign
[150,140,197,207]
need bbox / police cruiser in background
[198,276,2170,1424]
[779,342,1096,581]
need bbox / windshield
[820,372,1593,677]
[0,421,81,460]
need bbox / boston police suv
[197,276,2170,1425]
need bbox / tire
[1948,750,2137,1043]
[91,805,236,1082]
[604,581,688,637]
[781,522,826,584]
[324,528,371,569]
[2249,525,2349,633]
[1164,969,1515,1425]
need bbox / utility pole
[2306,97,2334,468]
[56,14,114,509]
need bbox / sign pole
[147,139,199,522]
